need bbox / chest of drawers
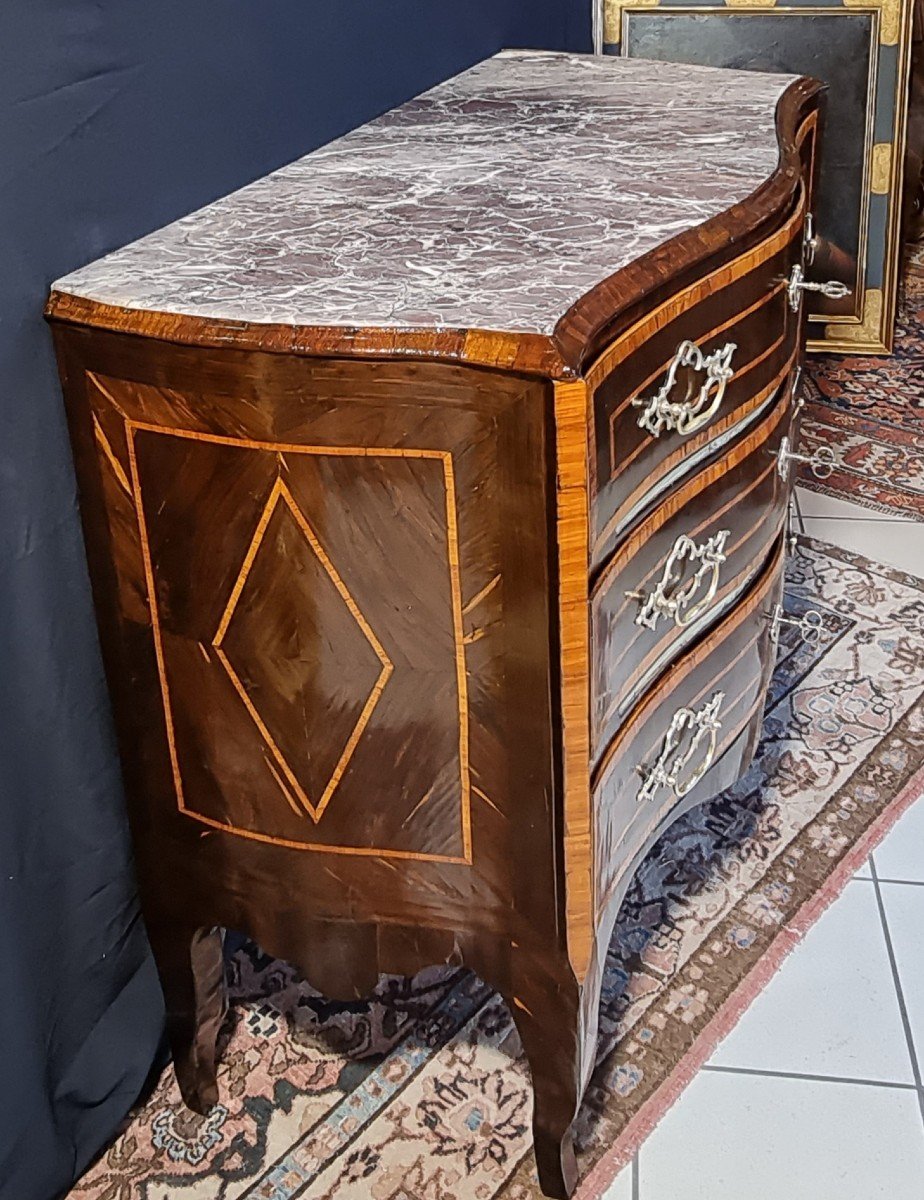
[47,52,826,1198]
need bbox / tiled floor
[604,491,924,1200]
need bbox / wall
[0,4,588,1197]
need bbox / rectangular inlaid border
[90,376,473,866]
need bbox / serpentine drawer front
[593,537,786,925]
[591,370,796,754]
[590,194,805,568]
[47,52,825,1200]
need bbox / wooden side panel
[55,328,562,950]
[117,401,468,861]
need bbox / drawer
[590,369,795,762]
[592,535,786,918]
[589,193,806,568]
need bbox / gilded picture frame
[597,0,915,354]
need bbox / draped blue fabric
[0,5,587,1196]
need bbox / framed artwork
[598,0,915,354]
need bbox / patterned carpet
[800,244,924,520]
[70,536,924,1200]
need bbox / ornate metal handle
[803,213,818,266]
[769,604,824,646]
[787,264,851,312]
[632,341,737,438]
[791,364,805,411]
[786,498,800,556]
[627,529,730,632]
[772,435,836,482]
[637,692,724,805]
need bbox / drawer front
[592,536,786,918]
[589,195,805,568]
[591,370,795,761]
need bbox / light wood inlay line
[121,415,474,864]
[554,378,594,984]
[441,452,474,864]
[462,573,501,616]
[473,784,504,816]
[125,420,452,459]
[402,785,437,827]
[586,189,805,386]
[212,478,283,647]
[212,477,395,825]
[796,110,819,150]
[264,757,305,819]
[166,810,472,864]
[125,424,187,816]
[92,415,131,495]
[88,373,131,421]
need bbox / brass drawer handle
[787,264,850,312]
[637,692,724,805]
[769,603,823,646]
[772,435,836,482]
[628,529,730,632]
[632,340,737,438]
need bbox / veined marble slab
[52,51,798,337]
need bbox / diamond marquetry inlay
[212,477,393,823]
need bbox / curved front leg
[506,950,598,1199]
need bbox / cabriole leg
[507,952,594,1199]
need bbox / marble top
[53,51,798,337]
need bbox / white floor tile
[600,1160,633,1200]
[880,881,924,1068]
[794,487,924,576]
[709,879,915,1082]
[854,855,873,880]
[874,795,924,883]
[637,1069,924,1200]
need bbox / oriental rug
[799,243,924,520]
[70,537,924,1200]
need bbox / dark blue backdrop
[0,5,587,1196]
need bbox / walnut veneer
[47,52,824,1198]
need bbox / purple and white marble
[53,51,798,336]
